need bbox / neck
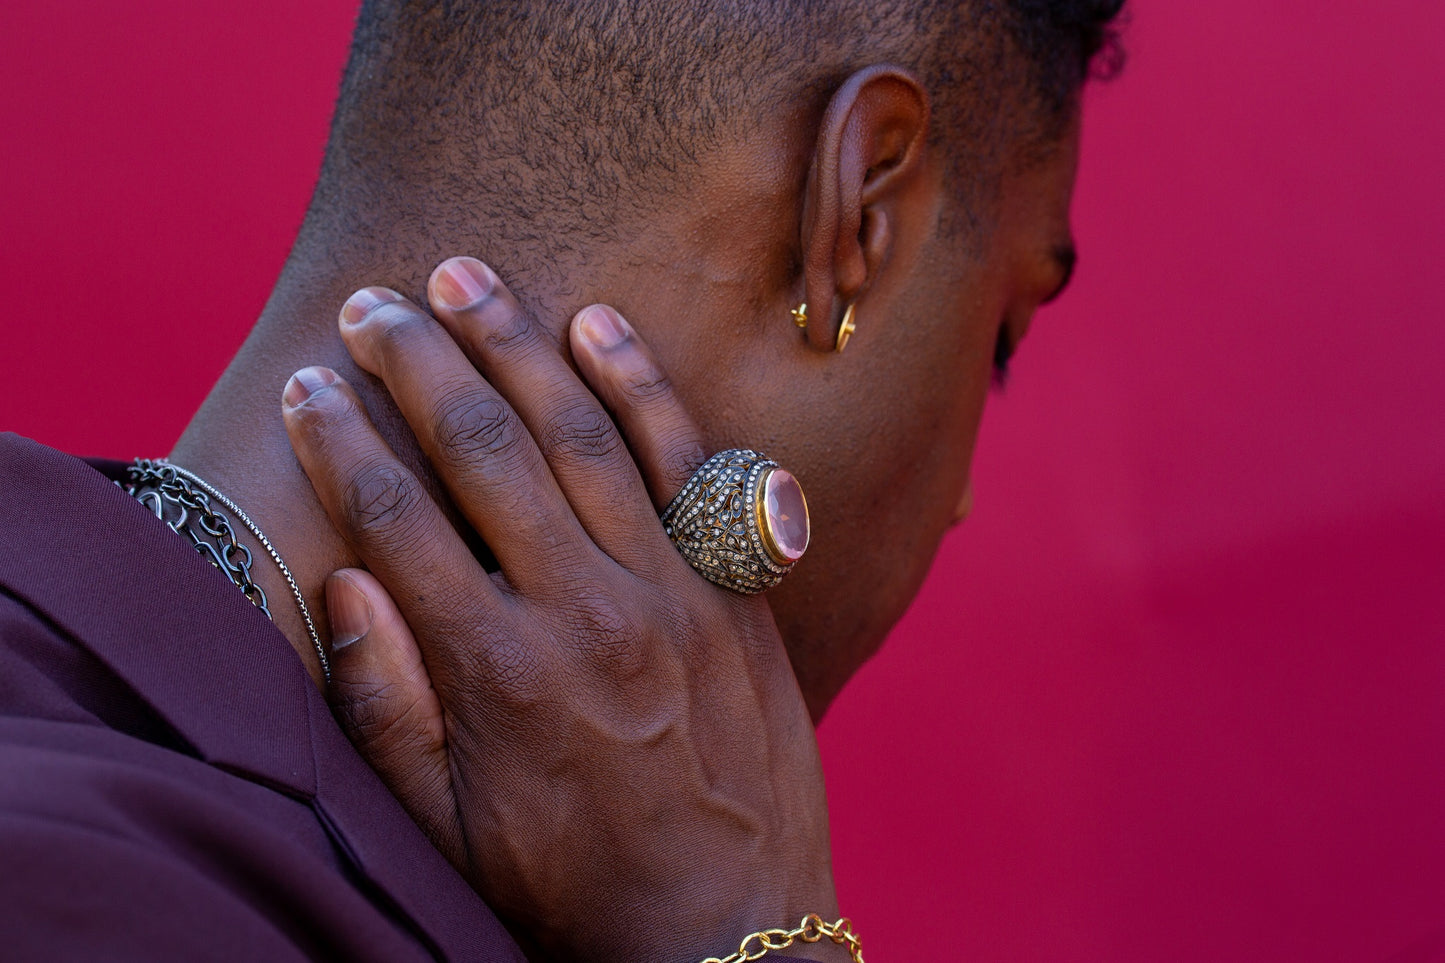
[167,233,743,688]
[168,128,788,687]
[168,281,357,688]
[168,242,544,687]
[167,430,339,689]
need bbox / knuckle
[475,306,540,358]
[456,635,551,719]
[340,460,425,541]
[622,365,677,405]
[666,593,771,662]
[537,403,623,465]
[335,681,438,759]
[660,436,709,486]
[561,591,646,677]
[431,390,521,467]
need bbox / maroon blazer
[0,433,526,960]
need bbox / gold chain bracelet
[702,914,864,963]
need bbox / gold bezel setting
[754,468,810,566]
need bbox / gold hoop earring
[835,302,857,352]
[790,303,808,329]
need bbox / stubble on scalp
[301,0,1123,302]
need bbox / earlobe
[799,64,931,353]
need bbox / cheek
[790,338,997,646]
[689,274,1003,691]
[765,372,994,700]
[871,299,999,517]
[867,362,992,566]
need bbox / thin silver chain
[128,462,271,616]
[128,459,330,682]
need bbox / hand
[281,257,838,963]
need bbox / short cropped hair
[313,0,1124,276]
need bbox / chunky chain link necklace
[124,459,330,682]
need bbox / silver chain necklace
[125,459,330,682]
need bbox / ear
[800,64,932,352]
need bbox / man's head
[269,0,1125,715]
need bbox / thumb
[326,568,465,865]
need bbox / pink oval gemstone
[762,469,809,563]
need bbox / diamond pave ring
[660,449,810,594]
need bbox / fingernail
[327,574,373,652]
[340,286,403,326]
[578,305,630,349]
[432,257,496,310]
[283,366,340,408]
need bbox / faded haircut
[307,0,1124,286]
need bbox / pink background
[3,2,1444,959]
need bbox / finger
[337,287,593,590]
[427,258,670,568]
[568,305,708,511]
[325,569,465,866]
[281,364,502,665]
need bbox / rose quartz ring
[660,449,810,594]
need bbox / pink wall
[3,2,1443,959]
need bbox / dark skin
[173,63,1081,962]
[283,286,835,963]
